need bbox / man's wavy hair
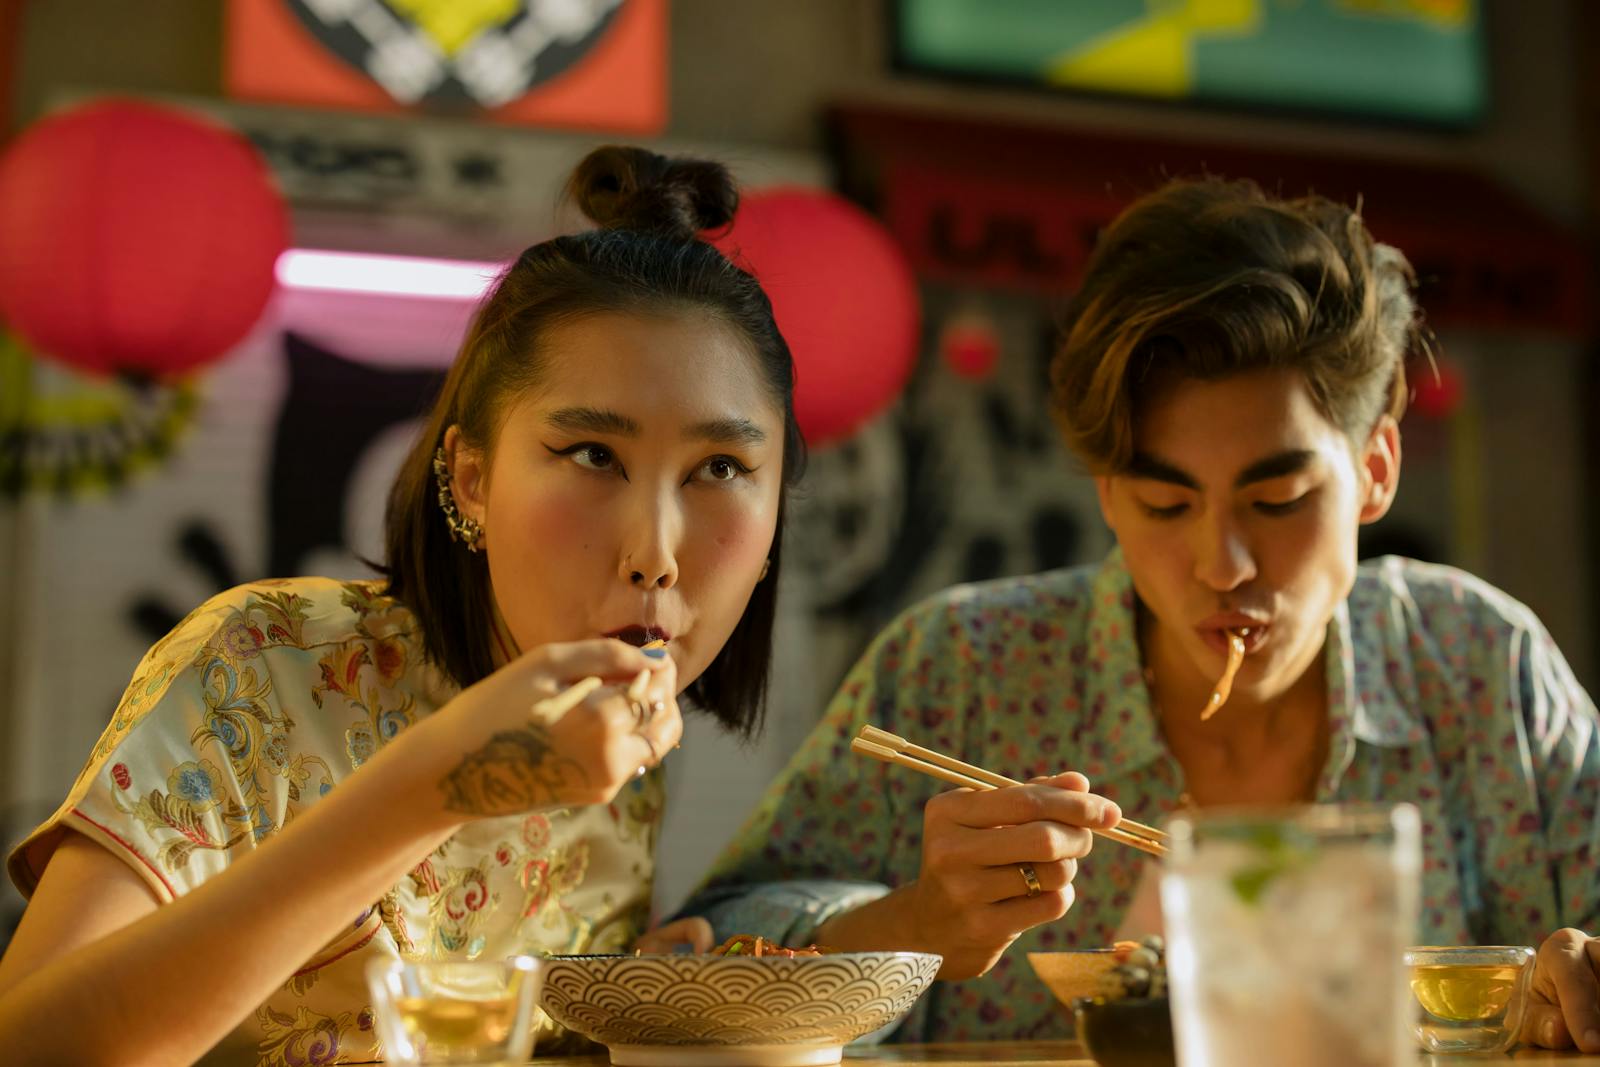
[1051,177,1424,472]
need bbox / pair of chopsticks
[851,724,1167,858]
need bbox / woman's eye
[547,442,621,474]
[572,445,615,471]
[696,455,750,483]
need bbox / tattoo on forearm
[438,726,589,816]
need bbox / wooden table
[527,1040,1600,1065]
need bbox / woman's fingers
[526,638,670,687]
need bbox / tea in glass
[367,955,542,1065]
[1404,945,1534,1053]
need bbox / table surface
[525,1039,1600,1065]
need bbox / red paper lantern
[0,98,288,379]
[940,309,1001,381]
[713,188,919,447]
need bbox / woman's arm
[0,638,680,1066]
[0,714,457,1066]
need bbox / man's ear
[1095,475,1118,534]
[1358,415,1402,525]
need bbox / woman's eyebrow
[685,417,766,446]
[543,406,640,436]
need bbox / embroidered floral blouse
[684,550,1600,1043]
[8,578,663,1065]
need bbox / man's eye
[1255,493,1309,516]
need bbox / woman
[685,178,1600,1049]
[0,145,803,1064]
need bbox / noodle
[710,934,828,958]
[1200,630,1248,722]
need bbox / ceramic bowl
[1026,950,1123,1005]
[1073,996,1176,1067]
[539,951,941,1066]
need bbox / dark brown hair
[1051,177,1422,472]
[382,146,805,737]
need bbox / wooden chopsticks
[851,724,1167,858]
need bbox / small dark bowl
[1072,996,1176,1067]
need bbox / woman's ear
[1358,415,1402,525]
[443,425,488,525]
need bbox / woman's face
[1096,368,1400,701]
[448,310,785,692]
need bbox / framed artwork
[893,0,1485,127]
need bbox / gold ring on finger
[1019,863,1042,899]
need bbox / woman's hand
[412,639,681,823]
[901,771,1119,979]
[1523,928,1600,1052]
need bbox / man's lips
[605,626,671,647]
[1196,619,1269,655]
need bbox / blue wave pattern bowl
[539,951,942,1066]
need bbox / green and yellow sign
[896,0,1482,125]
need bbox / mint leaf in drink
[1226,823,1316,905]
[1230,865,1280,904]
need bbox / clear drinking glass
[1160,804,1421,1067]
[1405,945,1535,1053]
[365,956,543,1065]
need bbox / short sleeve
[8,592,312,903]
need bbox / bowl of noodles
[539,936,941,1066]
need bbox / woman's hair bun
[567,145,739,240]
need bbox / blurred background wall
[0,0,1594,936]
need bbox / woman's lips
[605,626,670,647]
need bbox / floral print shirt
[8,578,663,1065]
[684,550,1600,1043]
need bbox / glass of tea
[1404,945,1536,1054]
[366,955,543,1065]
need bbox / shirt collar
[1324,596,1429,749]
[1078,548,1168,781]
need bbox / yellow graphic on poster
[0,328,197,497]
[896,0,1482,124]
[386,0,521,56]
[1047,0,1259,97]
